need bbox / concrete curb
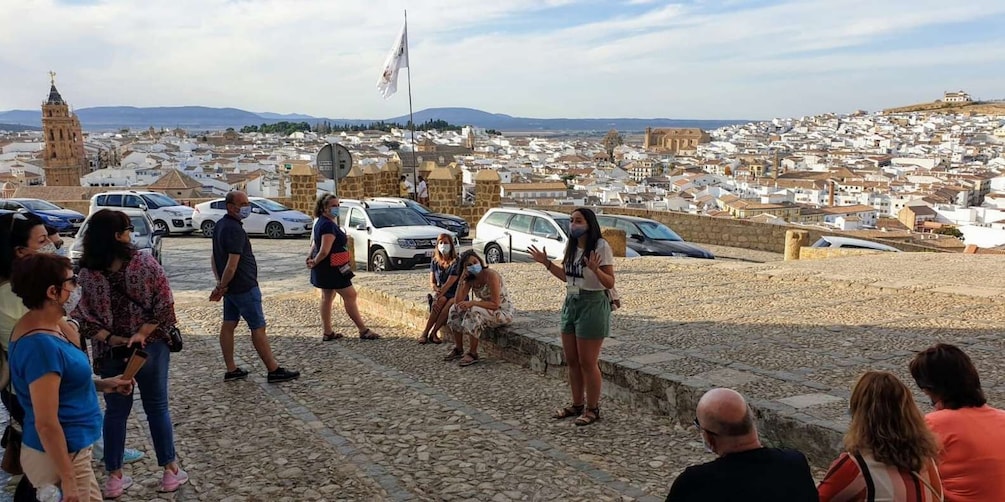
[347,284,845,468]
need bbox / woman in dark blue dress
[418,233,460,344]
[306,194,380,341]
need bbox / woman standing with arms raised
[306,194,380,341]
[528,207,614,427]
[72,210,187,497]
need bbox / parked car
[366,197,470,238]
[810,236,901,252]
[596,214,714,259]
[89,190,195,235]
[473,208,571,264]
[193,197,312,239]
[69,209,165,265]
[0,198,85,235]
[338,199,456,271]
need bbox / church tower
[41,72,86,186]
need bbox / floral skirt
[446,304,513,337]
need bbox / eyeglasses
[124,225,135,232]
[62,274,79,287]
[693,417,717,436]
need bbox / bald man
[665,388,818,502]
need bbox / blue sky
[2,0,1004,120]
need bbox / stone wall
[797,247,882,260]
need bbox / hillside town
[3,83,1005,249]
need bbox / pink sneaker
[160,467,189,493]
[102,473,133,499]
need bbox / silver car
[70,211,166,265]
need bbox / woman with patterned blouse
[72,210,188,498]
[441,250,513,367]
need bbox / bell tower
[41,71,86,186]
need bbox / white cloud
[0,0,1003,120]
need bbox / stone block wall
[362,166,380,198]
[337,166,365,200]
[288,171,316,214]
[797,247,882,260]
[601,228,627,257]
[426,166,456,213]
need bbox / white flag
[376,22,409,99]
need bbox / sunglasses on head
[693,417,718,436]
[8,212,27,233]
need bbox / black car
[368,197,469,238]
[596,215,714,259]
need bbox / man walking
[210,191,300,383]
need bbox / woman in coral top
[818,371,943,502]
[910,343,1005,502]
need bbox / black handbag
[110,281,183,353]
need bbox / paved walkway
[3,237,995,500]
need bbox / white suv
[338,199,456,271]
[473,208,571,263]
[89,190,195,235]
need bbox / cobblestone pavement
[2,238,989,500]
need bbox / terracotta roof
[148,169,203,190]
[12,186,106,200]
[501,182,568,191]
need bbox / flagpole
[404,9,419,200]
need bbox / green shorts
[560,290,611,339]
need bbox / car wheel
[154,220,169,235]
[200,220,215,238]
[485,243,504,264]
[265,222,285,239]
[370,249,392,272]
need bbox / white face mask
[63,286,82,315]
[38,242,59,255]
[438,243,451,255]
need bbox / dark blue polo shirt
[212,214,258,294]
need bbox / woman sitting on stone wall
[418,233,461,345]
[441,250,513,367]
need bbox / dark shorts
[560,290,611,339]
[223,286,266,330]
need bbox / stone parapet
[426,166,456,213]
[337,166,365,200]
[288,164,317,215]
[601,228,627,257]
[797,247,881,260]
[362,165,380,198]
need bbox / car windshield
[18,199,62,211]
[367,207,429,228]
[141,193,180,209]
[403,200,431,214]
[554,217,571,236]
[255,199,291,212]
[130,216,151,236]
[638,221,683,241]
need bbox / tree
[933,225,963,238]
[602,129,624,164]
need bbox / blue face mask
[569,224,588,239]
[467,264,483,276]
[329,207,339,217]
[238,206,252,220]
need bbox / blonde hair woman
[418,234,459,344]
[818,371,943,501]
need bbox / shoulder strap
[852,452,876,502]
[911,459,944,502]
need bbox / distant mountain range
[0,123,41,132]
[0,106,752,132]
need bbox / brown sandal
[574,407,601,427]
[323,332,344,342]
[429,333,442,344]
[443,347,464,361]
[458,352,480,367]
[417,334,429,344]
[359,329,381,340]
[553,404,585,420]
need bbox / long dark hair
[457,249,485,282]
[79,209,136,271]
[562,207,602,267]
[0,212,46,279]
[910,343,987,410]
